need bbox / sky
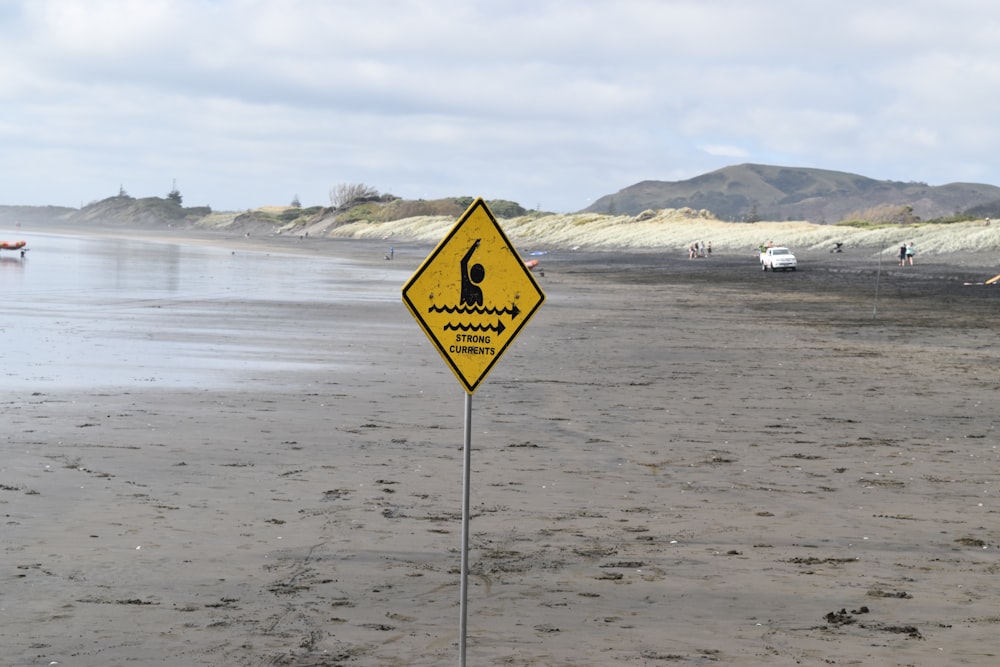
[3,0,1000,213]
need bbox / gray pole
[873,248,883,320]
[459,392,472,666]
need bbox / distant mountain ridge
[6,164,1000,230]
[583,163,1000,222]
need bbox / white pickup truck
[760,246,797,271]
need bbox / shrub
[329,183,380,209]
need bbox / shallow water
[1,233,411,389]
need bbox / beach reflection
[1,232,408,389]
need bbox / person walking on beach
[906,242,915,266]
[898,245,907,266]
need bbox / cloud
[3,0,1000,212]
[700,145,750,159]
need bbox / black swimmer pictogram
[460,239,484,307]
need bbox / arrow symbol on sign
[429,304,521,318]
[443,321,506,335]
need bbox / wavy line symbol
[443,321,506,335]
[429,304,521,318]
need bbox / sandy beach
[3,224,1000,666]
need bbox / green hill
[583,163,1000,223]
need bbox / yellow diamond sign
[402,198,545,393]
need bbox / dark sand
[3,228,1000,666]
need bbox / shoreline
[6,216,1000,268]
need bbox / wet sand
[3,229,1000,666]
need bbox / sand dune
[324,209,1000,257]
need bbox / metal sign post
[873,247,883,320]
[459,392,472,665]
[402,198,544,665]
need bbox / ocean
[1,232,412,390]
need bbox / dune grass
[323,208,1000,257]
